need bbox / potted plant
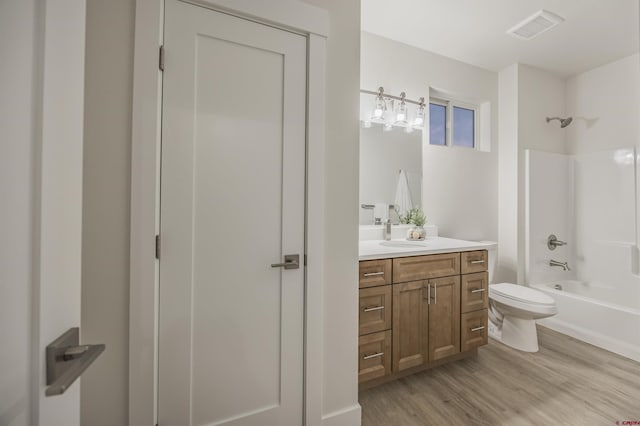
[406,207,427,241]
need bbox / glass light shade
[395,101,408,125]
[371,96,386,121]
[413,104,425,127]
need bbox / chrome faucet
[549,259,570,271]
[384,219,392,241]
[547,234,568,250]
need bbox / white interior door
[158,1,307,425]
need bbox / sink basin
[379,240,430,248]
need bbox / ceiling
[362,0,639,77]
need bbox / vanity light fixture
[361,87,426,131]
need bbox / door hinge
[159,45,165,71]
[155,235,160,259]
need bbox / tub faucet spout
[550,259,570,271]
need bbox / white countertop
[359,237,496,261]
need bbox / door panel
[428,276,461,361]
[392,281,429,372]
[159,1,306,425]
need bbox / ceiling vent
[507,10,565,40]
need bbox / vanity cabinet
[359,249,488,388]
[392,276,461,372]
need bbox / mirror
[359,123,422,225]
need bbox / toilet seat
[490,283,555,306]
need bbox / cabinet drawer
[461,309,488,352]
[461,272,488,314]
[359,259,392,288]
[393,253,460,283]
[461,250,488,274]
[358,330,392,383]
[359,285,392,335]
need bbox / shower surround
[525,148,640,361]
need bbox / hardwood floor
[359,326,640,425]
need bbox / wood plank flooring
[359,326,640,425]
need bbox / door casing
[129,1,329,425]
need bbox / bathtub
[532,281,640,362]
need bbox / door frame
[128,1,329,425]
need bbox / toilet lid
[490,283,555,305]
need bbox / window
[429,102,446,146]
[429,97,478,149]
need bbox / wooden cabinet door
[428,276,461,361]
[393,281,429,372]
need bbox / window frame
[429,96,480,150]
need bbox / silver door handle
[434,283,437,304]
[470,260,485,264]
[271,254,300,270]
[471,288,486,293]
[363,352,384,360]
[471,326,485,332]
[363,306,384,312]
[363,271,384,277]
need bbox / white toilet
[484,245,558,352]
[488,283,557,352]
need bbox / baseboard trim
[321,404,362,426]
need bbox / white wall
[525,150,575,285]
[566,53,640,155]
[497,64,568,284]
[302,1,362,424]
[361,32,498,242]
[497,64,519,283]
[564,53,639,306]
[516,65,567,283]
[81,0,134,425]
[0,1,39,425]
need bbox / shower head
[546,116,573,128]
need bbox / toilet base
[500,316,539,352]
